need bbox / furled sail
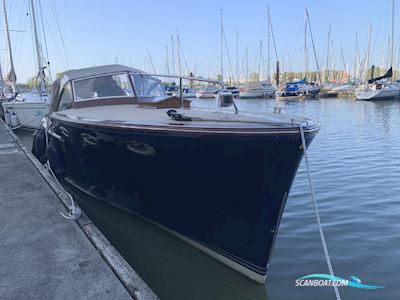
[368,67,393,83]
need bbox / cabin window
[131,74,166,97]
[58,83,73,111]
[73,73,133,101]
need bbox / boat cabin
[50,65,190,113]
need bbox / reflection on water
[70,186,269,300]
[17,97,400,300]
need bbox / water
[16,97,400,299]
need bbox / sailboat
[2,0,50,129]
[355,66,399,100]
[239,8,277,99]
[355,0,400,100]
[276,9,320,100]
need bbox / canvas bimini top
[60,64,142,83]
[51,64,220,112]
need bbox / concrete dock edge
[3,120,159,300]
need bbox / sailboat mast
[176,33,182,76]
[267,6,271,81]
[306,9,322,85]
[268,9,279,84]
[171,35,175,75]
[304,8,308,79]
[165,45,170,75]
[30,0,45,96]
[3,0,16,93]
[340,47,347,82]
[325,24,331,82]
[366,23,372,81]
[354,33,358,80]
[245,46,249,83]
[391,0,395,69]
[236,30,239,84]
[259,41,262,80]
[220,9,223,82]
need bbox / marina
[1,0,400,299]
[0,119,157,299]
[12,96,400,300]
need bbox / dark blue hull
[46,119,317,281]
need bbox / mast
[267,6,271,82]
[387,36,391,71]
[340,46,347,82]
[165,45,170,75]
[236,30,239,85]
[245,46,249,83]
[3,0,16,93]
[366,23,372,81]
[171,35,175,75]
[220,9,223,82]
[146,49,156,73]
[325,24,331,82]
[391,0,395,69]
[30,0,45,96]
[268,8,279,84]
[353,33,358,80]
[176,33,182,76]
[306,9,322,85]
[258,41,262,80]
[304,8,308,80]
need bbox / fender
[46,140,66,179]
[32,129,47,164]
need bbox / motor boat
[195,86,219,98]
[32,64,319,283]
[226,86,240,97]
[239,81,274,99]
[173,87,196,98]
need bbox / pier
[0,120,158,300]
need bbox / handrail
[136,72,226,89]
[133,72,232,111]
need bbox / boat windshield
[131,74,166,97]
[73,73,133,101]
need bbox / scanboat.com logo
[295,274,385,290]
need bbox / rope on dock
[299,124,342,300]
[46,161,82,220]
[41,117,81,220]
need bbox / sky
[2,0,398,83]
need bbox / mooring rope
[46,160,81,220]
[0,115,43,132]
[299,124,342,300]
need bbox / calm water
[17,97,400,300]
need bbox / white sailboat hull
[355,88,399,100]
[239,91,264,99]
[2,101,50,129]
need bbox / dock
[0,120,158,300]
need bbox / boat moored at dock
[1,0,50,129]
[33,64,319,283]
[276,79,320,100]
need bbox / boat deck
[55,104,315,132]
[0,120,158,299]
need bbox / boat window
[131,74,166,97]
[58,83,73,111]
[73,73,133,101]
